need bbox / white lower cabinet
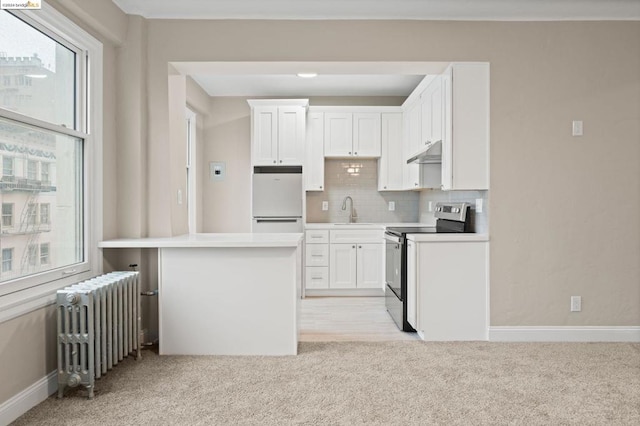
[329,244,358,288]
[305,227,384,292]
[329,243,383,289]
[412,240,488,341]
[305,267,329,289]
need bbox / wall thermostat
[210,162,226,182]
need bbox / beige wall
[142,20,640,327]
[1,12,639,412]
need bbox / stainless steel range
[384,202,472,331]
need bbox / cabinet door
[324,113,353,157]
[420,87,433,149]
[441,63,489,191]
[252,106,278,165]
[430,77,444,145]
[403,104,421,189]
[406,240,417,329]
[329,244,357,288]
[305,112,324,191]
[353,113,381,157]
[277,106,305,165]
[356,243,383,289]
[378,113,404,191]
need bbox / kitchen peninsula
[98,233,303,356]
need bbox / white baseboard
[0,370,57,426]
[489,326,640,342]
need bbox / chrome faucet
[341,196,358,223]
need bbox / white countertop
[98,233,304,248]
[305,222,424,230]
[407,233,489,242]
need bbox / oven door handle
[386,282,402,300]
[384,233,402,244]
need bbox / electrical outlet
[571,296,582,312]
[322,201,329,211]
[177,189,183,205]
[475,198,483,213]
[389,201,395,211]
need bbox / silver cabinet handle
[352,245,356,249]
[62,269,77,275]
[358,245,362,249]
[319,185,323,189]
[348,151,352,155]
[273,160,276,164]
[311,254,324,257]
[279,160,283,163]
[354,152,358,155]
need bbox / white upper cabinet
[353,113,381,157]
[401,63,490,191]
[378,113,404,191]
[324,112,353,156]
[324,111,381,158]
[403,101,422,189]
[421,76,443,149]
[305,111,325,191]
[248,99,308,166]
[441,63,490,190]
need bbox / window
[26,203,37,225]
[28,244,37,266]
[2,156,13,177]
[39,243,49,265]
[2,248,12,272]
[41,162,49,182]
[1,203,13,227]
[27,160,37,180]
[0,6,102,293]
[40,203,49,224]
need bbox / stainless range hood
[406,140,442,164]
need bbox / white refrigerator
[252,169,303,233]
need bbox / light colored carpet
[13,341,640,425]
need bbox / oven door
[385,232,404,329]
[385,233,403,300]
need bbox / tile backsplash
[306,160,420,223]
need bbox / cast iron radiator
[57,271,141,399]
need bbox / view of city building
[0,14,82,283]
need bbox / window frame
[0,4,103,316]
[1,202,13,228]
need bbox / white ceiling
[172,61,448,97]
[112,0,640,20]
[190,74,425,97]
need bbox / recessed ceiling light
[297,73,318,78]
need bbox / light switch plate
[475,198,483,213]
[572,120,583,136]
[389,201,395,211]
[322,201,329,211]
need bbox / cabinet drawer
[305,267,329,289]
[305,244,329,266]
[330,229,383,244]
[306,230,329,243]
